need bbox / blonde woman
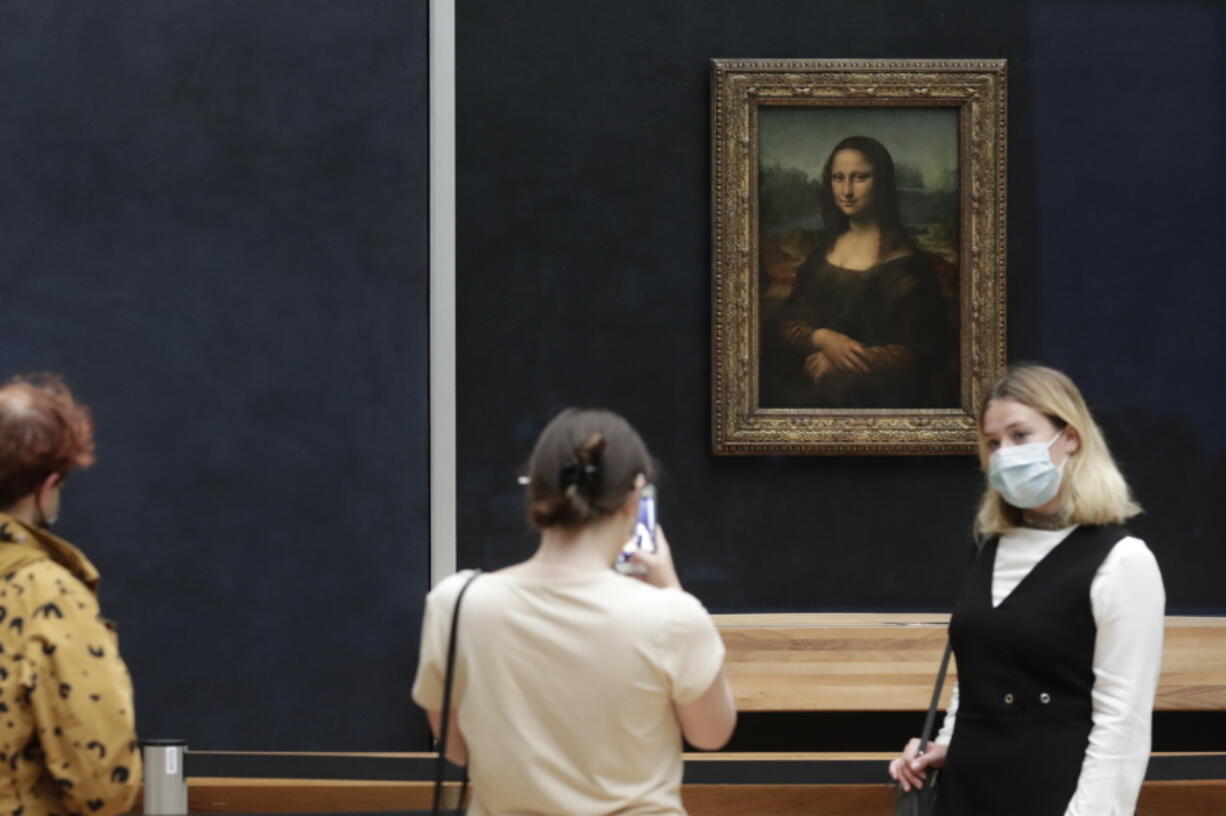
[889,364,1165,815]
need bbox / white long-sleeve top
[933,526,1165,816]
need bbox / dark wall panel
[1028,0,1226,611]
[0,1,431,749]
[456,0,1225,614]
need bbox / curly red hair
[0,373,95,510]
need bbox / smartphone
[614,484,656,575]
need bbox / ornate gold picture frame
[711,59,1007,455]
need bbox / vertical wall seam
[429,0,457,587]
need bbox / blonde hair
[974,364,1140,539]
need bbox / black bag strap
[913,539,980,759]
[432,570,482,816]
[911,536,995,756]
[917,639,953,755]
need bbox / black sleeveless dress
[935,525,1128,816]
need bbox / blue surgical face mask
[987,429,1067,509]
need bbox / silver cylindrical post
[141,739,187,815]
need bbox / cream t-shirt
[412,569,726,816]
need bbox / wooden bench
[713,613,1226,711]
[180,615,1226,815]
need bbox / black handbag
[892,640,953,816]
[432,570,482,816]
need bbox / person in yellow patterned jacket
[0,374,140,816]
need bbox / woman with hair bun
[412,408,735,815]
[889,364,1165,815]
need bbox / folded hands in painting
[811,328,870,373]
[806,329,914,383]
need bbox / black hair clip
[559,460,600,490]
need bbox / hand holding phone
[614,484,656,576]
[614,487,682,590]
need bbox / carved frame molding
[711,59,1007,455]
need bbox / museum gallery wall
[2,0,1222,754]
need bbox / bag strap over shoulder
[918,541,984,754]
[432,570,482,816]
[917,640,953,754]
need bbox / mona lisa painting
[712,60,1007,455]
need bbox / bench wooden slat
[181,751,1226,815]
[714,614,1226,711]
[184,777,1226,816]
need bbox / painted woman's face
[829,149,876,219]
